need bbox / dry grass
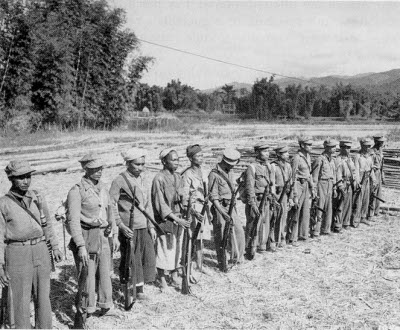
[0,122,399,329]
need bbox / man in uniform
[352,138,376,227]
[271,145,293,248]
[208,148,245,271]
[370,134,386,218]
[243,142,276,259]
[109,148,156,300]
[67,154,118,323]
[181,144,210,273]
[0,160,62,329]
[289,137,315,246]
[151,148,190,292]
[334,140,358,232]
[311,139,337,237]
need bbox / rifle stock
[181,197,192,294]
[74,264,89,329]
[0,286,8,329]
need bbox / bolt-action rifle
[0,285,8,329]
[73,263,89,329]
[181,197,193,295]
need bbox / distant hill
[202,69,400,95]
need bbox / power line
[138,38,320,86]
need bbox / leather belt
[7,236,45,246]
[320,178,333,181]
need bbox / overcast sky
[109,1,400,90]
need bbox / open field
[1,122,399,329]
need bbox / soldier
[352,138,377,227]
[289,137,315,246]
[66,154,118,325]
[271,145,294,248]
[209,148,245,271]
[370,134,386,218]
[151,148,190,292]
[109,148,156,301]
[0,160,62,329]
[181,144,211,273]
[243,142,276,260]
[334,140,358,232]
[311,139,337,237]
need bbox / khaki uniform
[0,190,59,329]
[244,160,275,252]
[66,178,116,314]
[370,147,384,216]
[311,153,336,236]
[335,155,358,230]
[352,152,376,226]
[290,151,314,242]
[208,164,245,270]
[272,160,293,244]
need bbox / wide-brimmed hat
[5,160,35,177]
[79,153,104,169]
[222,148,240,165]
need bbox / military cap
[339,140,352,148]
[360,138,373,146]
[323,139,337,147]
[159,147,176,160]
[298,136,313,145]
[222,148,241,165]
[186,144,202,158]
[121,148,147,162]
[79,153,104,169]
[274,145,289,153]
[254,142,270,151]
[5,160,35,177]
[373,134,386,142]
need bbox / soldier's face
[127,157,145,176]
[258,149,269,161]
[11,174,31,192]
[280,151,290,161]
[341,146,350,156]
[86,166,103,181]
[165,151,179,171]
[191,152,203,166]
[325,146,336,155]
[302,143,312,152]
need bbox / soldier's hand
[288,198,295,208]
[176,217,191,228]
[193,211,204,222]
[78,246,89,267]
[0,266,9,288]
[250,204,260,217]
[149,228,157,241]
[221,211,231,222]
[293,197,299,207]
[119,223,134,239]
[53,248,63,263]
[333,190,338,199]
[113,234,120,252]
[311,189,317,199]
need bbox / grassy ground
[0,121,399,329]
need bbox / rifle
[352,169,371,210]
[0,286,8,329]
[181,197,192,295]
[120,187,166,237]
[310,196,326,229]
[220,185,240,273]
[121,187,136,311]
[270,179,291,238]
[73,263,89,329]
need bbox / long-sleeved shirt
[66,177,116,248]
[208,164,235,202]
[335,155,358,190]
[371,147,384,181]
[0,189,59,264]
[181,166,207,207]
[312,152,336,185]
[151,169,183,232]
[354,151,376,185]
[244,159,275,206]
[109,170,153,230]
[272,159,293,198]
[291,150,313,183]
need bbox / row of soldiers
[0,134,385,328]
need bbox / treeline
[137,77,400,120]
[0,0,152,130]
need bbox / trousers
[6,241,52,329]
[312,180,333,236]
[290,180,311,242]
